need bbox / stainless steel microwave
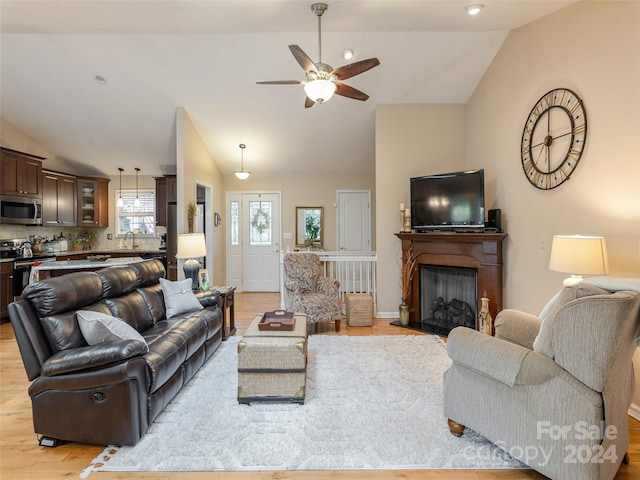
[0,195,42,225]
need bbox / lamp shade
[549,235,609,285]
[176,233,207,259]
[304,79,336,103]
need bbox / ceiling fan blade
[332,58,380,81]
[335,83,370,101]
[256,80,301,85]
[289,45,318,74]
[305,96,315,108]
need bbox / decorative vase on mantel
[187,217,194,234]
[399,298,410,326]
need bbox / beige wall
[221,172,375,254]
[466,0,640,405]
[176,108,224,286]
[375,104,467,315]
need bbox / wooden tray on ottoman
[237,313,308,404]
[258,310,295,331]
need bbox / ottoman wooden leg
[335,319,341,332]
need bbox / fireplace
[394,232,506,336]
[420,265,477,336]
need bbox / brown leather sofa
[8,259,223,446]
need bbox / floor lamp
[176,233,207,290]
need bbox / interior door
[241,193,281,292]
[337,190,371,251]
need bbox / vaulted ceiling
[0,0,576,177]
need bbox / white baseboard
[376,311,398,319]
[629,403,640,421]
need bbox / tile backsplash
[0,224,166,252]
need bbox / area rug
[83,335,523,475]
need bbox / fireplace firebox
[394,232,506,336]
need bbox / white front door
[242,193,281,292]
[337,190,371,251]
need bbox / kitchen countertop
[30,256,146,283]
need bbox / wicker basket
[346,293,373,327]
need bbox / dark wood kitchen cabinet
[77,177,109,227]
[1,261,13,321]
[155,174,176,227]
[43,170,77,226]
[0,147,44,198]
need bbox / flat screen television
[410,169,485,232]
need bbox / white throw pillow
[77,310,148,351]
[160,277,204,318]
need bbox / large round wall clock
[520,88,588,190]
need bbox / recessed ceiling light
[342,49,354,60]
[94,74,108,85]
[466,4,483,16]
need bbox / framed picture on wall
[198,268,210,291]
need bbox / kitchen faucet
[124,231,138,249]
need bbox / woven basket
[346,293,373,327]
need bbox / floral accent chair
[283,253,343,332]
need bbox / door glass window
[230,201,239,246]
[249,201,272,245]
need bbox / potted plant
[187,200,197,233]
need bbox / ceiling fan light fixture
[466,4,483,16]
[234,143,250,180]
[304,79,336,104]
[342,48,354,60]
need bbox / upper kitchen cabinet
[0,147,44,198]
[43,170,77,226]
[154,176,167,226]
[77,177,109,227]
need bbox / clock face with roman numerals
[521,88,587,190]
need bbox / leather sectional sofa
[8,259,223,446]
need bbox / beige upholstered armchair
[443,278,640,480]
[283,253,343,332]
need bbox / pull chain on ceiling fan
[257,3,380,108]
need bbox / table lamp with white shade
[549,235,609,286]
[176,233,207,290]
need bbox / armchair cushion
[533,283,609,358]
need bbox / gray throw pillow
[77,310,148,351]
[160,278,204,318]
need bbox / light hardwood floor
[1,292,639,480]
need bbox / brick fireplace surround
[395,232,507,335]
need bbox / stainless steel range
[1,238,56,299]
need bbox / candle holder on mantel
[402,210,412,232]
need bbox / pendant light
[117,167,124,207]
[134,167,141,208]
[234,144,250,180]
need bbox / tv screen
[410,169,485,231]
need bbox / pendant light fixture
[134,167,141,208]
[234,144,250,180]
[117,167,124,207]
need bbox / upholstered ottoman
[346,293,373,326]
[237,313,307,404]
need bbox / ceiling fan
[257,3,380,108]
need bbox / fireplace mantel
[395,232,507,333]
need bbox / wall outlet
[283,232,292,239]
[107,233,113,240]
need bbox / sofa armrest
[448,327,565,387]
[317,277,340,297]
[196,290,220,307]
[41,339,148,377]
[494,309,541,349]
